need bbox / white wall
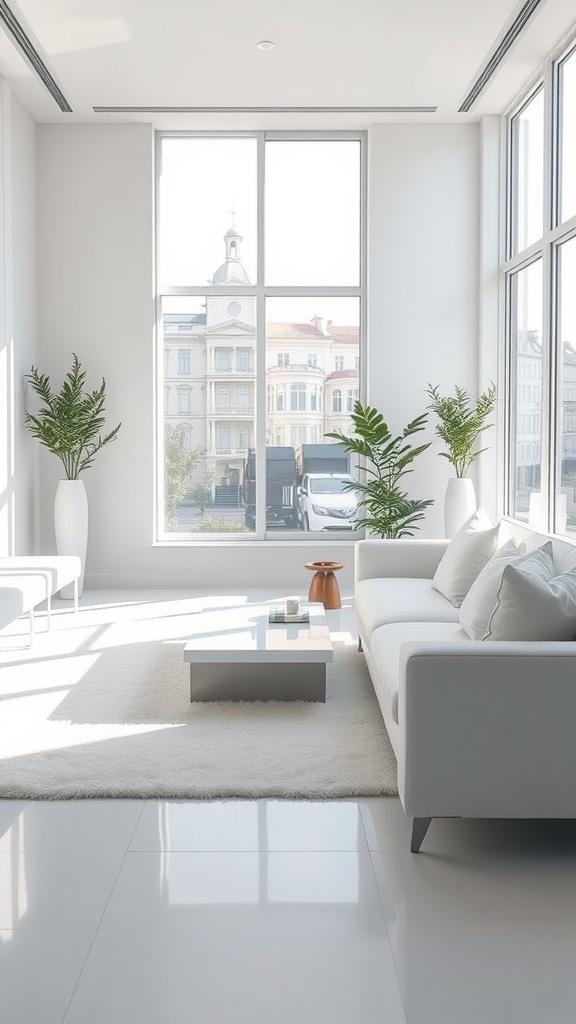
[35,121,484,588]
[0,85,37,557]
[12,94,37,553]
[368,123,483,537]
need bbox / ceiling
[0,0,575,128]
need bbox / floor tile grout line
[59,800,148,1024]
[366,844,412,1024]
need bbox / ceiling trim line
[458,0,545,112]
[0,0,72,111]
[92,105,438,114]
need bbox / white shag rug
[0,604,398,799]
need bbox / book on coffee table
[268,607,310,624]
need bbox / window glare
[557,237,576,534]
[265,141,360,286]
[510,261,543,524]
[512,89,544,254]
[560,50,576,223]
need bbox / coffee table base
[190,662,326,703]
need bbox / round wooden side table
[304,561,344,610]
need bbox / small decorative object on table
[304,561,344,610]
[269,605,310,623]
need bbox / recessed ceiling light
[257,40,275,51]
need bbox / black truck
[242,447,298,529]
[242,443,351,529]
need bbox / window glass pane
[509,260,543,522]
[557,236,576,535]
[158,138,257,286]
[265,297,360,533]
[511,89,544,254]
[162,296,255,535]
[560,50,576,223]
[265,141,360,286]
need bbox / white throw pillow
[459,538,526,640]
[483,561,576,641]
[432,508,499,607]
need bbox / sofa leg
[410,817,432,853]
[358,636,363,652]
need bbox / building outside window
[334,355,344,370]
[216,386,230,410]
[346,388,358,411]
[290,382,306,411]
[215,349,231,372]
[237,349,251,372]
[178,349,191,375]
[333,388,342,412]
[157,133,364,537]
[177,389,191,414]
[504,35,576,536]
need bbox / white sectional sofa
[0,556,81,642]
[354,519,576,853]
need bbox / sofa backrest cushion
[458,538,536,640]
[484,558,576,641]
[432,509,499,607]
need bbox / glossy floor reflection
[1,590,576,1022]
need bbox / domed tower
[206,226,255,327]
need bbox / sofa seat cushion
[370,620,469,724]
[355,578,459,640]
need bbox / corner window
[503,37,576,537]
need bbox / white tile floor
[1,590,576,1023]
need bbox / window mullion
[255,132,267,539]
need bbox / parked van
[297,473,359,531]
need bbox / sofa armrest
[354,538,450,583]
[397,641,576,819]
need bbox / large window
[505,36,576,536]
[157,133,364,537]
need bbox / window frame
[155,129,367,542]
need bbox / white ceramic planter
[54,479,88,597]
[444,477,477,539]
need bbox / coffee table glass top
[183,602,332,664]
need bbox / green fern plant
[425,382,496,478]
[24,353,121,479]
[325,401,433,538]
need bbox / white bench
[0,556,81,643]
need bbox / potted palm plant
[425,381,496,537]
[325,401,433,538]
[25,353,121,596]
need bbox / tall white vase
[54,479,88,598]
[444,477,477,539]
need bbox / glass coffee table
[183,602,332,702]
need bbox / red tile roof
[267,322,358,343]
[325,369,359,381]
